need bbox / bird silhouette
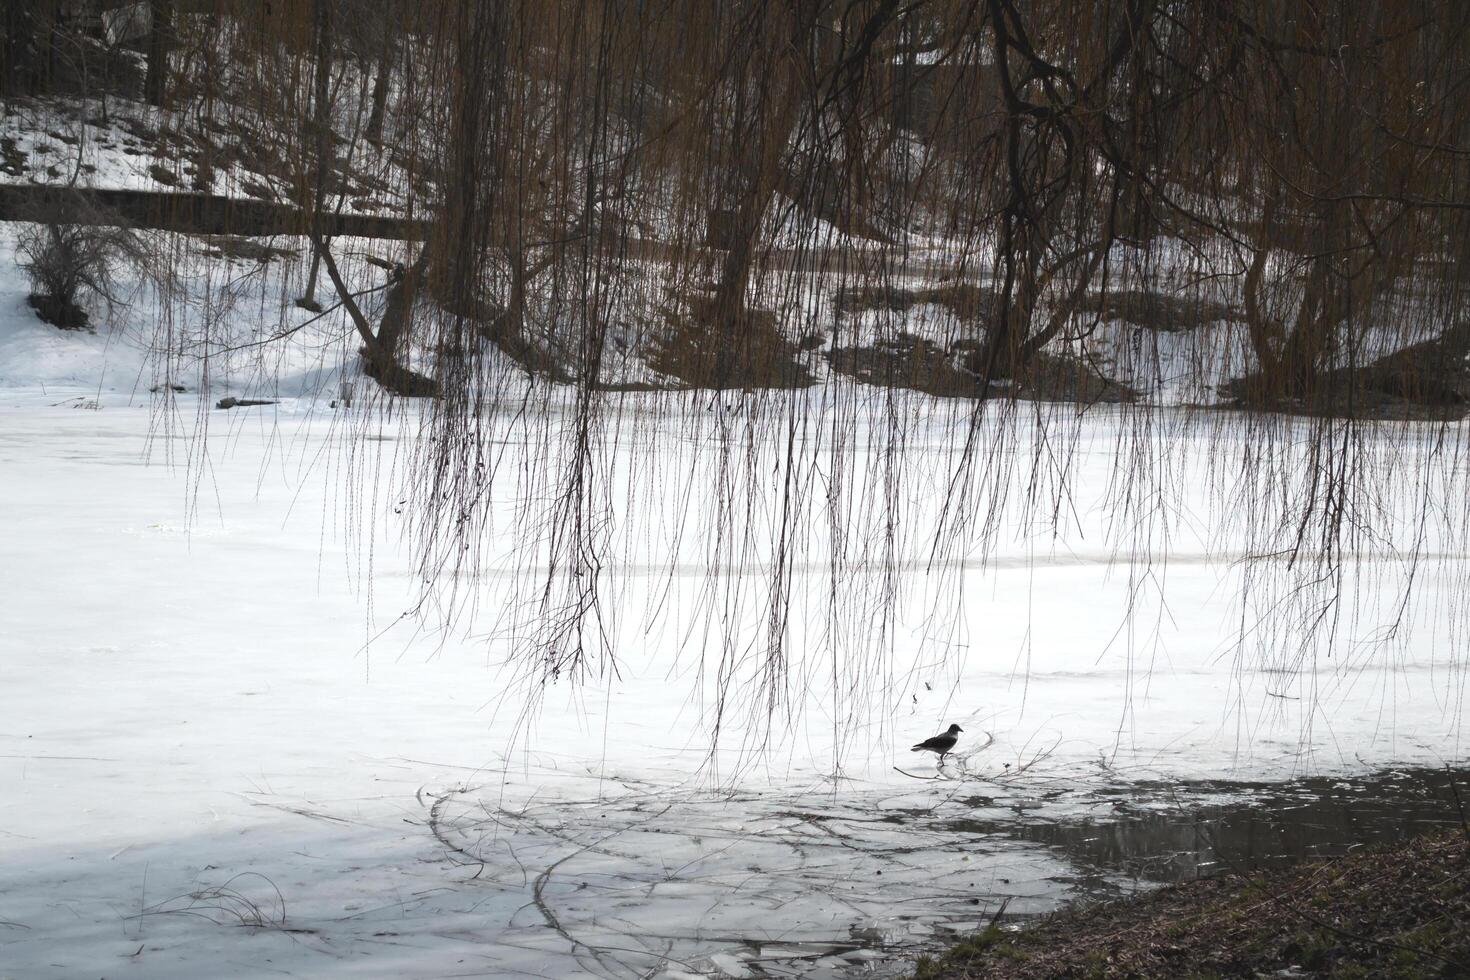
[912,723,963,764]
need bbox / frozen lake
[2,389,1466,978]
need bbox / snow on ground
[2,74,420,210]
[1,237,1467,976]
[0,220,426,403]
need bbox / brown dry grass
[648,301,815,389]
[914,831,1470,980]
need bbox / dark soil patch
[1010,768,1470,887]
[119,118,158,143]
[594,379,677,393]
[829,281,1133,403]
[1223,325,1470,421]
[649,301,815,389]
[1078,289,1239,332]
[28,292,89,330]
[828,336,978,396]
[1013,351,1136,404]
[915,830,1470,979]
[834,282,999,321]
[1,136,30,176]
[240,178,277,201]
[361,351,440,398]
[200,235,298,264]
[828,336,1135,404]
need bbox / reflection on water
[1016,766,1469,886]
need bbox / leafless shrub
[16,202,155,330]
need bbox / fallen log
[0,185,430,240]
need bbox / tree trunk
[434,3,500,315]
[1,2,37,95]
[300,0,334,308]
[708,7,810,330]
[315,237,438,397]
[144,0,172,106]
[374,250,426,363]
[365,42,393,143]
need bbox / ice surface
[1,380,1465,977]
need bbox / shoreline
[913,828,1470,979]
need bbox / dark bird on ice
[912,723,963,763]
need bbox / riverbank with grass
[913,829,1470,979]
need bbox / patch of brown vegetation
[834,282,999,321]
[240,178,276,200]
[1079,289,1239,332]
[829,336,1135,404]
[0,136,28,176]
[1223,324,1470,421]
[828,336,979,397]
[28,292,89,331]
[199,235,298,264]
[914,830,1470,980]
[649,300,815,389]
[1016,351,1136,404]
